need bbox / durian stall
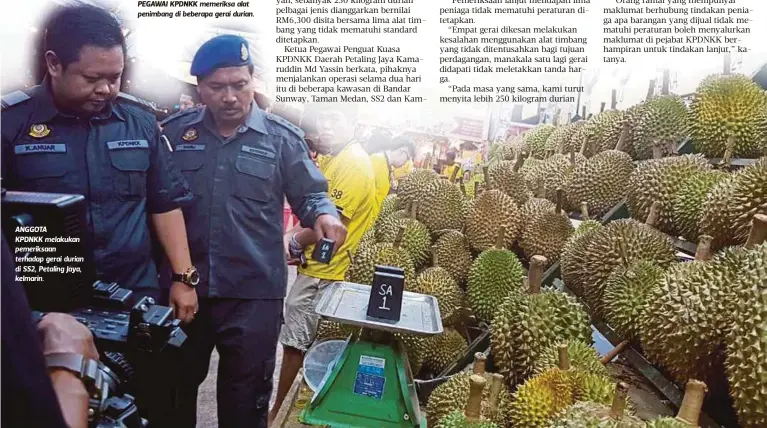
[275,71,767,427]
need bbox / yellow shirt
[441,163,461,182]
[299,142,377,281]
[370,153,392,211]
[392,159,413,181]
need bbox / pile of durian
[311,72,766,427]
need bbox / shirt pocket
[106,140,150,199]
[232,153,276,202]
[13,143,74,190]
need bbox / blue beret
[190,34,252,77]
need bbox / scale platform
[315,281,443,336]
[300,281,443,428]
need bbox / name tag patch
[106,140,149,150]
[176,144,205,151]
[14,143,66,154]
[241,145,275,159]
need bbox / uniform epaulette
[265,111,305,139]
[159,107,200,127]
[116,92,160,113]
[1,90,31,111]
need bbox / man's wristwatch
[45,352,114,421]
[171,266,200,288]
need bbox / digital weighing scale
[300,281,443,428]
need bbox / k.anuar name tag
[106,140,149,150]
[176,144,205,151]
[14,143,66,154]
[241,145,275,159]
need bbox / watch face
[189,269,200,286]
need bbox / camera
[2,189,187,427]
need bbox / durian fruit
[427,355,512,427]
[458,181,475,222]
[433,230,473,285]
[567,138,635,218]
[396,168,439,209]
[396,332,434,375]
[521,156,546,191]
[639,235,730,389]
[465,172,485,199]
[520,188,575,267]
[645,380,708,428]
[671,169,729,243]
[538,152,587,211]
[560,203,602,295]
[378,194,398,222]
[414,249,463,325]
[315,319,360,342]
[579,110,624,157]
[723,236,767,428]
[689,73,767,158]
[374,208,408,241]
[605,102,646,160]
[560,219,677,318]
[464,186,521,251]
[633,95,690,159]
[532,340,609,378]
[548,382,644,428]
[487,159,532,206]
[524,124,557,159]
[520,197,557,235]
[626,154,712,236]
[699,157,767,250]
[466,227,526,322]
[491,256,592,384]
[346,227,416,286]
[602,260,665,344]
[436,375,500,428]
[377,203,432,268]
[417,178,465,232]
[508,346,579,428]
[425,328,469,375]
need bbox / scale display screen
[353,355,386,400]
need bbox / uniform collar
[30,78,124,123]
[192,101,267,135]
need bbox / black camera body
[2,189,186,427]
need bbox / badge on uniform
[28,124,50,138]
[182,128,198,141]
[241,43,249,61]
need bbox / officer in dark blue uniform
[0,5,199,322]
[160,35,347,428]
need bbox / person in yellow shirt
[270,103,377,422]
[441,151,462,182]
[370,135,416,208]
[393,158,414,181]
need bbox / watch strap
[45,353,108,400]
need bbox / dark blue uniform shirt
[160,103,337,299]
[1,84,193,294]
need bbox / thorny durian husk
[560,220,602,296]
[626,154,711,236]
[559,219,677,318]
[548,400,644,428]
[520,208,575,267]
[414,266,463,325]
[377,216,432,268]
[491,291,592,385]
[487,160,532,206]
[396,168,439,209]
[538,153,588,212]
[699,157,767,250]
[508,368,575,427]
[426,372,512,428]
[315,319,360,342]
[633,95,690,160]
[567,150,635,218]
[436,410,499,428]
[723,242,767,428]
[524,124,557,159]
[464,190,522,251]
[345,241,416,286]
[424,328,469,374]
[690,73,767,158]
[532,341,609,378]
[417,179,465,232]
[671,169,730,243]
[433,230,473,285]
[467,247,526,323]
[602,260,666,344]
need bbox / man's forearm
[151,209,193,273]
[49,369,89,428]
[293,228,318,247]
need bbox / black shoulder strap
[1,90,31,111]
